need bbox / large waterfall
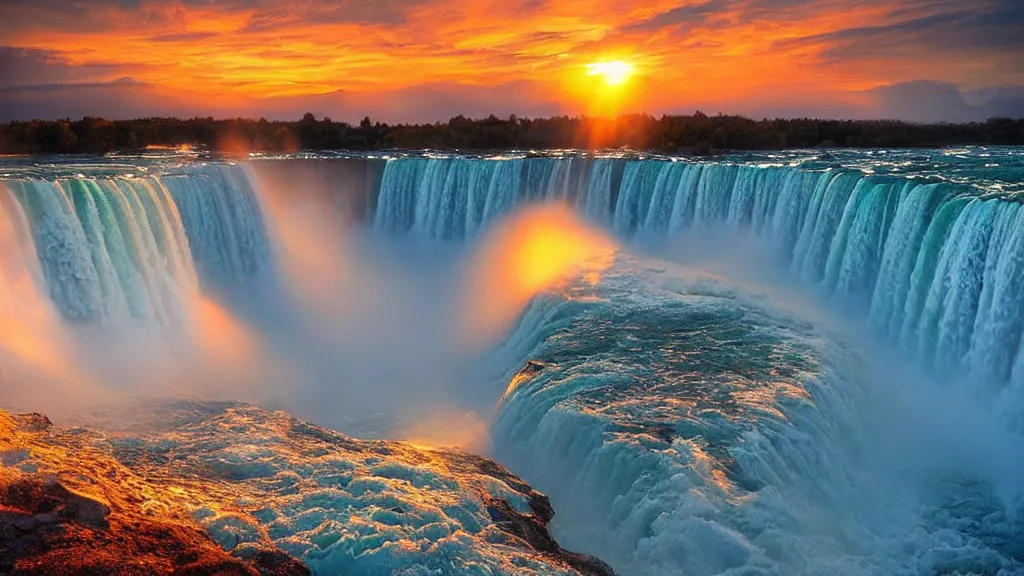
[2,152,1022,576]
[2,156,1023,410]
[372,156,1024,418]
[0,166,270,327]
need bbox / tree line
[1,112,1021,155]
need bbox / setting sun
[586,61,635,87]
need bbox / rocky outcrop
[1,402,614,576]
[0,408,309,576]
[445,453,615,576]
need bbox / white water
[373,157,1024,429]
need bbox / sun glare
[461,205,617,348]
[586,61,634,86]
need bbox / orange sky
[0,0,1021,122]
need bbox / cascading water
[367,154,1024,574]
[8,155,1022,380]
[1,149,1022,576]
[164,165,273,301]
[4,177,196,327]
[0,181,44,310]
[372,156,1024,417]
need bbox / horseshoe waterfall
[1,149,1022,576]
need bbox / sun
[586,61,634,86]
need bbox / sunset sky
[1,0,1021,123]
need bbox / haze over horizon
[1,0,1023,124]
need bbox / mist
[241,174,618,445]
[0,168,620,454]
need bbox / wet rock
[13,414,52,433]
[2,402,613,576]
[485,496,616,576]
[0,407,310,576]
[445,451,617,576]
[0,474,308,576]
[236,547,312,576]
[1,476,109,531]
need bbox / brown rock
[0,475,307,576]
[0,406,310,576]
[13,414,52,433]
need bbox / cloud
[306,0,426,26]
[0,0,1022,121]
[966,86,1024,118]
[781,0,1024,61]
[0,46,124,88]
[147,32,220,43]
[0,77,145,94]
[0,76,568,123]
[625,0,728,33]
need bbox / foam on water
[489,256,1024,575]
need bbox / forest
[1,113,1022,155]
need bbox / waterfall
[5,155,1019,576]
[1,166,272,328]
[370,156,1024,420]
[374,157,599,239]
[165,164,273,300]
[1,155,1021,420]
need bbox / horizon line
[3,113,1022,127]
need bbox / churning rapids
[1,148,1023,576]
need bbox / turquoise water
[1,148,1022,575]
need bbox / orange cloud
[0,0,1020,121]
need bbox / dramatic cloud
[0,0,1021,121]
